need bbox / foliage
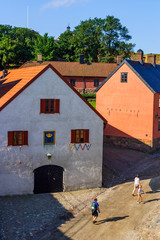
[89,101,96,108]
[32,33,55,61]
[81,93,96,98]
[0,25,39,68]
[54,30,75,61]
[0,16,135,69]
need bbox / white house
[0,64,106,195]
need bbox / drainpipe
[82,76,86,93]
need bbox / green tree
[69,18,103,62]
[33,33,55,61]
[65,16,135,63]
[100,16,135,62]
[0,25,40,68]
[0,35,16,67]
[54,30,74,61]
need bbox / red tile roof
[0,64,107,123]
[20,61,117,77]
[0,65,46,109]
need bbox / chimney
[2,69,8,79]
[37,53,42,63]
[79,54,84,64]
[137,49,144,62]
[117,55,122,65]
[148,54,156,65]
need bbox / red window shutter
[71,130,76,143]
[8,131,13,146]
[40,99,46,113]
[84,129,89,143]
[23,131,28,145]
[54,99,60,113]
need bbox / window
[121,72,128,82]
[8,131,28,146]
[44,131,55,145]
[70,79,76,86]
[94,79,99,87]
[71,129,89,143]
[40,99,60,113]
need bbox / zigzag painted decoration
[86,143,91,150]
[69,143,75,151]
[80,144,86,150]
[75,144,80,150]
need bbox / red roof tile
[20,61,117,77]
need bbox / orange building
[96,52,160,152]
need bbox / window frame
[40,99,60,114]
[8,131,28,146]
[121,72,128,83]
[94,79,99,87]
[71,129,89,143]
[43,131,55,145]
[70,79,76,87]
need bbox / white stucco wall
[0,68,103,195]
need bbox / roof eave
[95,60,126,92]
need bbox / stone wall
[103,135,159,153]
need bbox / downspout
[83,76,86,93]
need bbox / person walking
[132,174,140,196]
[91,198,100,223]
[137,185,144,204]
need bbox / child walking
[91,198,100,223]
[137,185,144,204]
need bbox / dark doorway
[33,165,64,194]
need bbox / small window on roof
[121,72,128,82]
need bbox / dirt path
[52,179,160,240]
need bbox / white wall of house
[0,68,103,195]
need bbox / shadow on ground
[149,176,160,192]
[102,146,160,188]
[0,193,73,240]
[95,216,129,225]
[144,198,160,204]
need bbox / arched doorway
[33,165,64,194]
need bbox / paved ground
[54,178,160,240]
[0,188,107,240]
[0,146,160,240]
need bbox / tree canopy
[0,16,135,69]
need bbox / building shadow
[0,193,73,240]
[102,129,160,189]
[149,176,160,192]
[95,216,129,225]
[104,124,153,152]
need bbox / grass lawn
[89,101,96,108]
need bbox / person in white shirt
[137,185,144,204]
[132,174,140,196]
